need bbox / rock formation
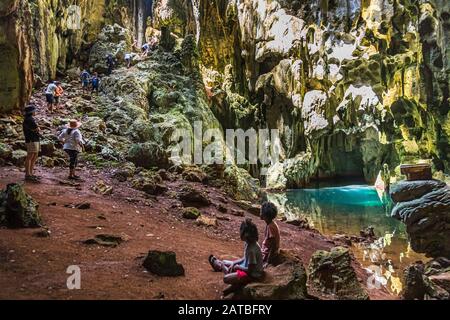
[0,183,42,228]
[391,180,450,258]
[308,247,369,300]
[1,0,449,189]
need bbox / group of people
[209,202,281,295]
[33,65,102,181]
[124,36,159,68]
[23,106,85,182]
[44,81,64,113]
[80,70,101,94]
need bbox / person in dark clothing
[22,105,41,182]
[91,73,100,95]
[106,54,115,75]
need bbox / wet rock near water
[390,180,450,258]
[0,184,42,229]
[132,171,168,196]
[143,251,185,277]
[402,261,450,300]
[308,247,369,300]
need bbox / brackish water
[267,185,428,296]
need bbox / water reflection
[267,185,427,295]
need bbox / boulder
[177,185,211,208]
[390,180,447,203]
[132,171,167,196]
[112,169,132,182]
[40,140,55,157]
[92,180,114,195]
[402,262,450,300]
[223,166,260,201]
[182,207,201,220]
[126,142,169,169]
[0,184,41,228]
[11,150,27,167]
[308,247,369,300]
[429,272,450,293]
[390,180,450,258]
[143,251,185,277]
[231,252,308,300]
[0,142,12,162]
[182,166,208,183]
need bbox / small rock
[182,207,201,220]
[196,216,218,228]
[92,180,113,195]
[217,204,228,213]
[83,234,125,248]
[143,251,185,277]
[76,203,91,210]
[34,229,51,238]
[177,185,211,208]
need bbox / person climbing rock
[54,81,64,109]
[149,35,159,50]
[125,53,132,68]
[58,120,85,180]
[209,219,264,296]
[44,80,58,113]
[22,105,41,182]
[141,43,150,57]
[106,54,115,75]
[91,73,100,95]
[80,69,91,94]
[260,202,281,267]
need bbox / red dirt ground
[0,165,395,300]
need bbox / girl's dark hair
[240,219,258,242]
[67,128,73,135]
[261,202,278,221]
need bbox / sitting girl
[209,219,264,293]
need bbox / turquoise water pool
[268,185,403,237]
[267,185,427,295]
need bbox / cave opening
[311,133,367,186]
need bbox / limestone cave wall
[0,0,33,113]
[1,0,448,189]
[197,0,450,187]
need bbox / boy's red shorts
[236,270,249,280]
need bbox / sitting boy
[260,202,281,266]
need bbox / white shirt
[45,83,57,95]
[58,128,85,152]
